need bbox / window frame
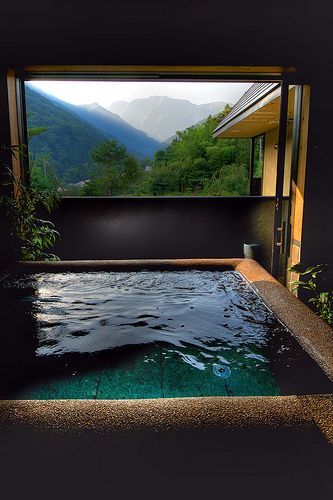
[12,65,298,200]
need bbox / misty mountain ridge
[68,101,162,157]
[25,86,108,179]
[109,95,230,142]
[25,85,231,184]
[26,84,163,159]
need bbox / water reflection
[0,270,332,398]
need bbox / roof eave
[213,85,282,138]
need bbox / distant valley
[25,84,230,184]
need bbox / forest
[29,105,263,197]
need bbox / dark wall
[48,197,274,269]
[300,78,333,288]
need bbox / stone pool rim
[2,258,333,444]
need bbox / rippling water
[7,271,284,366]
[1,270,331,398]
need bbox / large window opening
[23,79,256,197]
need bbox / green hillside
[133,108,258,196]
[75,108,261,197]
[25,86,107,179]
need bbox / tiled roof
[213,82,280,136]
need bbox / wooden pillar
[0,69,15,264]
[6,69,22,195]
[287,85,311,289]
[0,70,13,195]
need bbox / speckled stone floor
[1,397,333,500]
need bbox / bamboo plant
[0,145,60,261]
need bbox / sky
[28,80,253,108]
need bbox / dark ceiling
[0,0,332,78]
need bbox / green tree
[90,140,127,196]
[30,154,60,191]
[145,164,179,195]
[81,178,105,196]
[202,164,249,196]
[120,156,142,194]
[146,104,251,196]
[28,126,60,192]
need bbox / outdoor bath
[2,257,333,500]
[1,258,332,401]
[1,257,333,441]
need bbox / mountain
[65,101,162,158]
[25,87,229,183]
[25,86,108,178]
[109,96,230,142]
[27,85,163,159]
[109,100,129,116]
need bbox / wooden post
[287,85,311,290]
[6,69,22,196]
[0,70,12,195]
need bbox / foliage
[253,135,264,178]
[90,140,126,196]
[121,156,143,194]
[141,107,251,196]
[202,164,249,196]
[0,146,60,261]
[25,86,107,179]
[289,263,333,326]
[145,164,179,196]
[123,107,251,197]
[25,98,256,197]
[28,124,61,192]
[29,153,60,192]
[28,126,48,139]
[89,140,141,196]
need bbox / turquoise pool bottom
[16,344,279,400]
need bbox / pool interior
[0,269,332,399]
